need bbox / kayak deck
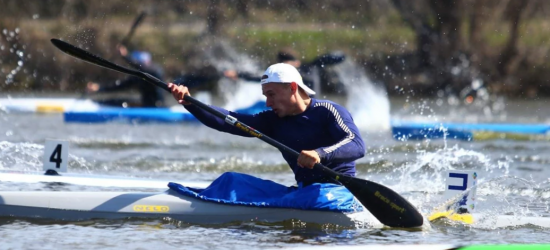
[0,170,210,189]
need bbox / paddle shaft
[50,38,424,228]
[184,95,341,179]
[120,11,147,46]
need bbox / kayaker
[223,48,346,95]
[87,45,166,107]
[223,48,303,82]
[168,63,365,187]
[171,65,220,90]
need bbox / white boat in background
[0,97,201,123]
[0,97,100,113]
[392,120,550,141]
[0,92,268,123]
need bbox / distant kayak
[0,96,268,124]
[392,121,550,141]
[63,103,267,123]
[0,97,100,113]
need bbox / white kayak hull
[0,190,369,226]
[2,188,548,228]
[3,171,548,228]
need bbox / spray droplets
[1,28,25,85]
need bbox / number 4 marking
[49,144,62,168]
[43,140,68,173]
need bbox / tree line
[1,0,550,97]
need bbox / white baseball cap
[260,63,316,96]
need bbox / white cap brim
[260,63,315,96]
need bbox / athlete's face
[262,82,296,117]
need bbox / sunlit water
[1,95,550,249]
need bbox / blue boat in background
[392,121,550,141]
[63,100,268,124]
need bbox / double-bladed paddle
[50,38,424,228]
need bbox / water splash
[332,59,390,131]
[0,141,43,170]
[1,28,26,86]
[392,144,500,194]
[396,81,508,124]
[201,39,266,110]
[0,141,90,172]
[429,175,550,228]
[203,39,261,75]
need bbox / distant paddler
[224,48,346,95]
[86,45,166,108]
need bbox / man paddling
[168,63,365,186]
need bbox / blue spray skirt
[168,172,363,213]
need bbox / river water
[1,96,550,249]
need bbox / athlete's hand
[223,70,238,80]
[117,44,128,57]
[86,82,100,93]
[168,82,191,105]
[297,150,320,169]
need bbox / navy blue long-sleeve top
[185,98,365,185]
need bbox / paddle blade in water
[341,176,424,228]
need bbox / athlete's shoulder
[312,99,348,112]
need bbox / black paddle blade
[130,11,148,31]
[51,39,136,76]
[341,175,424,228]
[311,51,346,67]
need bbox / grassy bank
[3,12,550,96]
